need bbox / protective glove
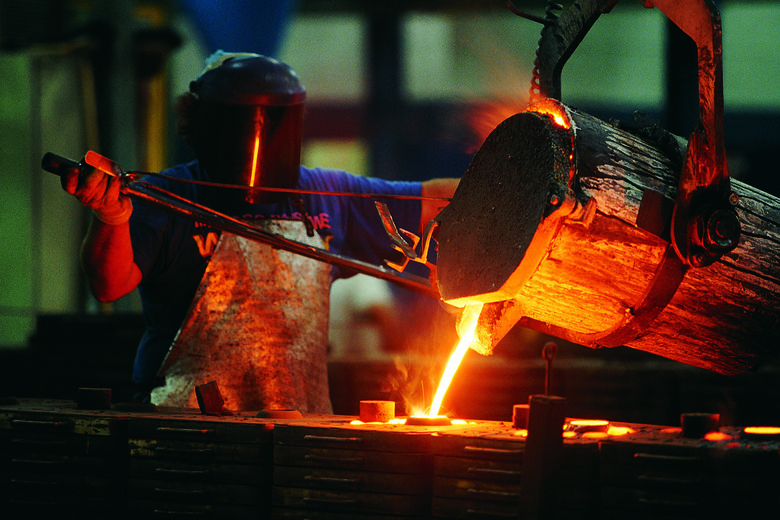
[60,162,133,226]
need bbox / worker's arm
[61,165,142,302]
[419,177,459,232]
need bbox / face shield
[188,53,306,207]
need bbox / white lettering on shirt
[191,213,332,257]
[236,213,332,230]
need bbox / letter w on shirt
[193,232,219,257]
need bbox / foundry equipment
[23,2,780,518]
[5,396,779,519]
[42,0,779,377]
[388,0,780,375]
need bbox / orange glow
[568,419,610,435]
[410,415,449,422]
[528,98,571,130]
[428,303,484,417]
[467,102,528,152]
[570,419,609,428]
[248,132,261,187]
[661,427,683,434]
[466,99,572,152]
[513,429,528,438]
[466,98,575,187]
[563,431,577,439]
[744,426,780,436]
[84,150,123,178]
[351,418,406,425]
[607,426,635,436]
[705,431,732,441]
[582,431,610,439]
[527,98,575,183]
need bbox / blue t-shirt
[129,161,422,388]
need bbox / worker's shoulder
[298,165,353,188]
[139,161,201,187]
[159,160,202,180]
[299,165,419,193]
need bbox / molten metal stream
[428,303,484,417]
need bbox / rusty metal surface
[127,417,275,445]
[0,401,129,517]
[274,444,433,474]
[529,0,738,267]
[3,400,779,518]
[530,0,619,102]
[124,409,340,519]
[599,426,780,517]
[272,420,487,518]
[655,0,739,268]
[518,395,567,518]
[151,221,332,413]
[274,420,486,454]
[431,419,600,520]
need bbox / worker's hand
[61,162,133,226]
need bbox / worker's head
[177,51,306,207]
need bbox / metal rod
[542,341,557,395]
[40,151,440,298]
[129,170,452,202]
[126,182,440,299]
[505,0,554,25]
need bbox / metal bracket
[522,0,740,347]
[648,0,741,267]
[530,0,620,102]
[529,0,740,267]
[375,201,438,282]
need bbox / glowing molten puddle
[568,419,610,433]
[407,415,452,426]
[350,419,406,425]
[705,431,732,442]
[743,426,780,439]
[426,303,484,419]
[607,426,634,436]
[350,304,482,426]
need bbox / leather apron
[150,220,332,413]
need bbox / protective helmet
[188,51,306,205]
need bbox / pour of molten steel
[428,303,484,417]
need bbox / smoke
[466,101,530,153]
[379,303,459,416]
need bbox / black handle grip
[41,152,79,177]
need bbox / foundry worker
[60,52,458,409]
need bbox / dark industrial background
[1,0,778,427]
